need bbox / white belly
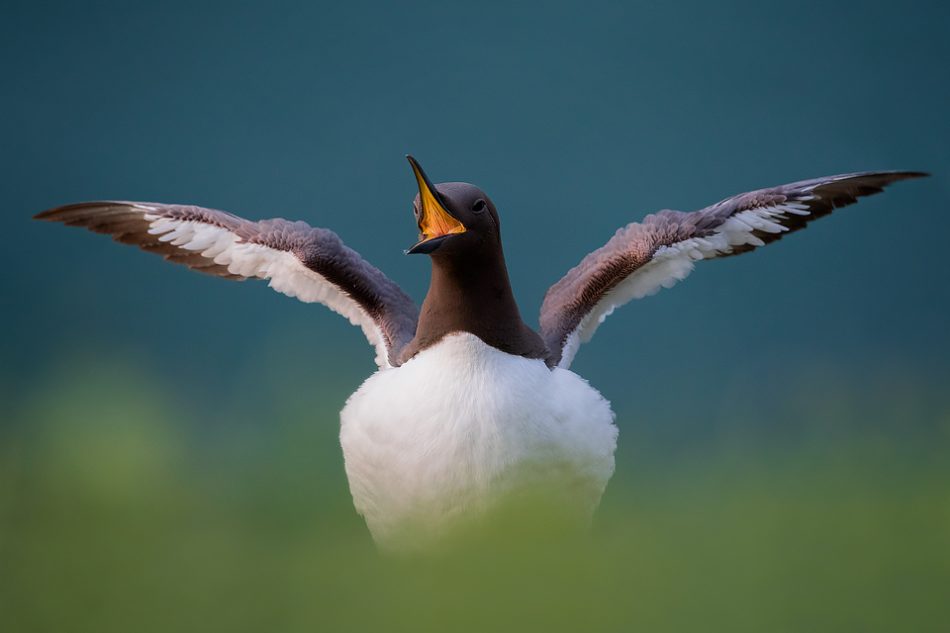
[339,332,617,552]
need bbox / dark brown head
[405,155,501,259]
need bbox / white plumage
[557,200,816,368]
[145,210,394,368]
[340,332,617,552]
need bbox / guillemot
[35,158,925,551]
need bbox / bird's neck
[400,246,548,363]
[429,247,522,320]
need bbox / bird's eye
[472,199,487,213]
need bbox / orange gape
[411,162,466,241]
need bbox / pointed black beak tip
[405,234,450,255]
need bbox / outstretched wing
[540,171,926,368]
[35,201,418,368]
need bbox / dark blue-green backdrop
[5,0,948,436]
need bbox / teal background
[2,1,949,631]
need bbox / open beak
[406,155,466,254]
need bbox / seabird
[35,159,925,551]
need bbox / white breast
[339,332,617,552]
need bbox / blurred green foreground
[1,357,948,633]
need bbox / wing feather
[35,201,418,368]
[540,171,926,368]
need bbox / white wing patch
[143,209,393,368]
[557,200,813,368]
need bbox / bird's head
[405,155,500,257]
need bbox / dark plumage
[538,171,927,366]
[35,201,418,367]
[35,166,926,371]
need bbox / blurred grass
[1,356,949,633]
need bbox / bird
[35,158,925,552]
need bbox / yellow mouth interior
[412,165,466,241]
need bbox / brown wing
[35,201,419,368]
[540,171,926,368]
